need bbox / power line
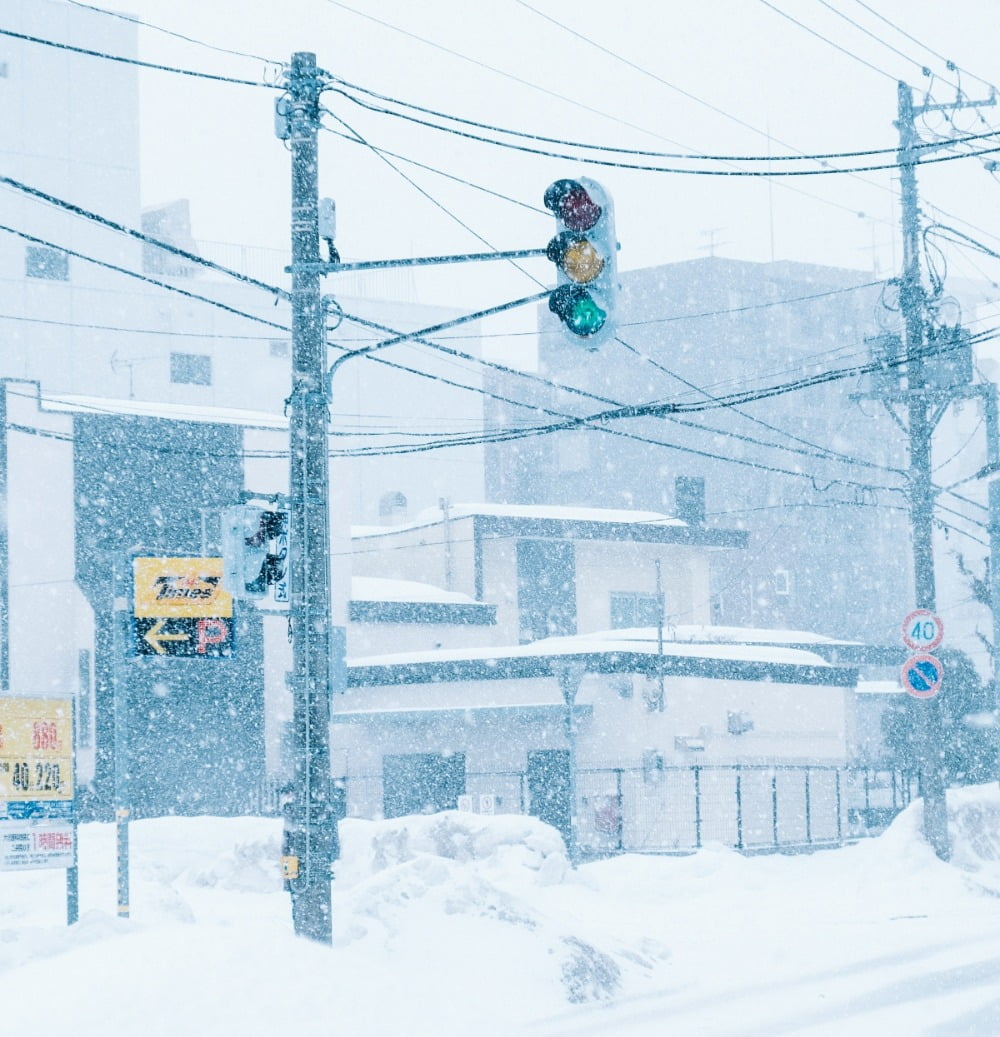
[848,0,997,94]
[321,110,544,288]
[0,175,288,300]
[321,0,698,152]
[320,123,547,215]
[813,0,948,84]
[327,73,997,165]
[0,311,281,341]
[63,1,282,68]
[0,27,278,88]
[0,224,290,332]
[324,87,1000,177]
[757,0,898,83]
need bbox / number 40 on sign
[902,609,944,653]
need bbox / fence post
[836,769,843,843]
[694,766,702,849]
[735,766,743,851]
[771,770,779,847]
[864,769,871,812]
[805,767,812,844]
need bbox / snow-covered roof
[348,626,838,676]
[349,631,834,670]
[351,576,478,605]
[353,502,685,538]
[37,391,288,430]
[593,625,863,648]
[856,680,905,696]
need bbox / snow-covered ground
[5,787,1000,1035]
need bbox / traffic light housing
[222,506,288,600]
[543,177,618,349]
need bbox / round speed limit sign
[901,609,944,653]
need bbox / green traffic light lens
[550,285,607,337]
[566,294,607,335]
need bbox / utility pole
[894,80,995,858]
[283,51,336,944]
[896,80,950,860]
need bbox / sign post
[0,696,77,922]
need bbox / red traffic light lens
[544,179,601,232]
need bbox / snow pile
[7,793,1000,1033]
[335,811,644,1005]
[337,809,569,885]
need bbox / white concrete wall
[333,665,852,773]
[349,621,495,657]
[4,382,96,775]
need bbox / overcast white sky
[59,1,1000,331]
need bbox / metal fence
[255,765,917,856]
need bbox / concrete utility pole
[894,80,996,858]
[895,80,950,860]
[284,51,336,944]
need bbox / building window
[25,246,68,281]
[610,591,663,629]
[378,490,407,519]
[170,353,211,386]
[773,568,792,597]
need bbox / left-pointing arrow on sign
[143,618,189,655]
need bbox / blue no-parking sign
[901,653,944,699]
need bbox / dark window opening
[610,591,663,629]
[383,752,466,818]
[170,353,212,386]
[26,246,68,281]
[516,539,576,642]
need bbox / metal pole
[112,566,129,919]
[897,80,949,860]
[556,662,584,866]
[655,559,665,711]
[989,480,1000,777]
[66,696,78,926]
[286,51,335,944]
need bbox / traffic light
[222,506,288,600]
[543,177,618,349]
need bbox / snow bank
[8,795,1000,1034]
[337,809,569,886]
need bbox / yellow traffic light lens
[562,239,604,283]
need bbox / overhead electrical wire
[321,110,544,289]
[324,86,1000,177]
[848,0,996,94]
[757,0,898,83]
[0,174,289,300]
[2,170,916,482]
[325,75,999,165]
[813,0,950,85]
[0,224,290,332]
[320,123,547,215]
[0,311,282,342]
[0,27,278,88]
[63,0,282,68]
[0,179,926,485]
